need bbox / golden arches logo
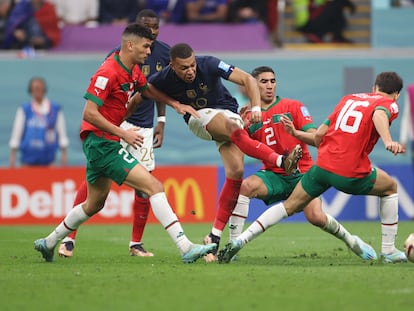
[163,178,204,219]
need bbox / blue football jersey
[148,56,238,123]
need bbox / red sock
[231,128,278,166]
[66,180,88,240]
[130,194,150,244]
[213,178,242,232]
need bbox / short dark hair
[28,76,47,94]
[136,9,159,21]
[251,66,275,78]
[374,71,403,95]
[122,23,154,41]
[170,43,194,60]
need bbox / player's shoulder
[154,40,171,51]
[279,97,304,106]
[196,55,220,65]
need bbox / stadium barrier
[0,164,413,225]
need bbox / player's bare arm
[125,92,144,120]
[153,101,166,148]
[314,123,328,147]
[82,100,144,148]
[280,115,317,146]
[373,110,405,155]
[228,67,261,123]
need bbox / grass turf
[1,221,413,311]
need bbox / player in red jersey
[34,23,216,264]
[219,71,408,264]
[58,9,171,258]
[218,66,375,263]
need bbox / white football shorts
[188,108,244,149]
[120,120,155,171]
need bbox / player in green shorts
[220,66,374,263]
[219,71,407,264]
[34,23,216,264]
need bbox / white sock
[322,214,355,248]
[380,193,399,254]
[150,192,192,255]
[211,228,222,238]
[229,195,249,240]
[238,202,288,245]
[45,204,89,249]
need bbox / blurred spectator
[143,0,187,23]
[51,0,99,27]
[227,0,267,24]
[185,0,228,23]
[227,0,281,47]
[3,0,60,49]
[9,77,69,167]
[392,0,414,6]
[0,0,14,47]
[292,0,356,43]
[98,0,138,25]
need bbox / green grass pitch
[1,221,413,311]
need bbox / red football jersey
[316,93,399,178]
[246,97,316,175]
[80,52,148,141]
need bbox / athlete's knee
[135,189,149,199]
[147,179,164,196]
[303,202,326,228]
[239,178,258,198]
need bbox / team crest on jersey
[156,62,163,72]
[141,65,150,76]
[199,83,208,94]
[95,76,108,90]
[186,89,197,98]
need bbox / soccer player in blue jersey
[147,43,302,261]
[58,10,171,258]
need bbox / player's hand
[250,110,262,123]
[122,128,144,149]
[280,115,297,137]
[175,103,200,119]
[385,141,406,155]
[153,122,165,148]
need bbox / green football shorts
[255,170,303,205]
[301,165,377,198]
[83,133,139,185]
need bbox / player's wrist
[157,116,166,123]
[251,106,261,113]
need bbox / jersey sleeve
[205,56,235,80]
[375,98,399,123]
[290,100,316,131]
[84,67,116,107]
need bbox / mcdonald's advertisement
[0,166,217,225]
[1,164,414,225]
